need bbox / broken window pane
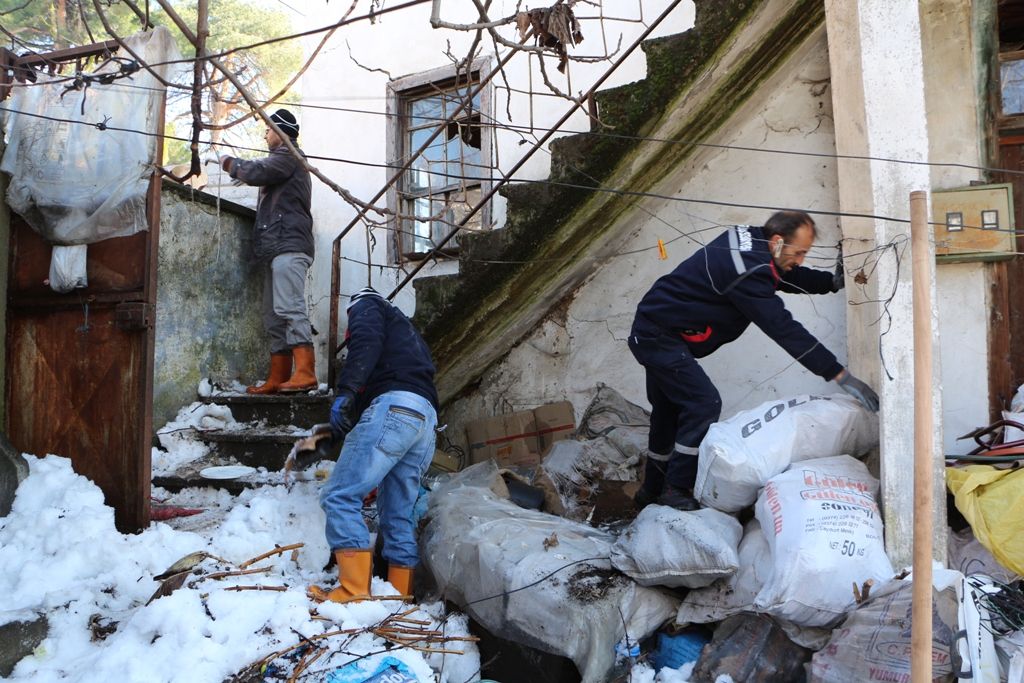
[1002,58,1024,115]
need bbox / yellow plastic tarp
[947,465,1024,576]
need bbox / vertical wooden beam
[989,261,1012,417]
[910,190,934,683]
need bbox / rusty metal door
[3,43,162,533]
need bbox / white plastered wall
[443,30,848,440]
[291,1,695,373]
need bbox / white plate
[200,465,256,480]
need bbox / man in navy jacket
[629,210,878,510]
[309,287,439,603]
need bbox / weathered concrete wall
[922,0,993,456]
[443,30,846,444]
[154,183,266,428]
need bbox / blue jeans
[319,390,437,567]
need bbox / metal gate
[3,42,163,532]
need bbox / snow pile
[0,454,479,682]
[152,401,238,475]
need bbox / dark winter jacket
[336,294,439,419]
[229,145,314,263]
[633,225,843,380]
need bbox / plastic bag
[1,28,178,245]
[611,506,741,588]
[677,520,770,624]
[694,394,877,513]
[947,465,1024,576]
[48,245,88,293]
[421,461,678,683]
[809,574,959,683]
[753,455,894,627]
[810,569,999,683]
[948,526,1020,584]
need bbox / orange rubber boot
[308,549,372,603]
[246,353,292,395]
[387,565,415,599]
[279,344,317,393]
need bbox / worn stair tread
[196,394,332,429]
[198,428,307,444]
[199,394,332,405]
[152,475,259,495]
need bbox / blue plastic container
[652,628,711,671]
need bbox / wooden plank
[10,221,147,295]
[989,261,1012,418]
[13,40,119,68]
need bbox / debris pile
[426,384,1024,682]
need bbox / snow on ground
[2,386,702,683]
[0,455,480,683]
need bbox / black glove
[832,242,845,292]
[836,370,879,412]
[330,389,356,438]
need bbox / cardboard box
[533,401,575,453]
[430,449,463,473]
[466,401,576,468]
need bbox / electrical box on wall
[932,183,1015,263]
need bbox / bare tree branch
[91,0,187,90]
[149,0,388,216]
[0,0,34,16]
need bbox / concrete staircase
[152,393,333,493]
[409,0,823,405]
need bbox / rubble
[421,461,677,683]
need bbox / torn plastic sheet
[1,27,178,245]
[421,461,678,683]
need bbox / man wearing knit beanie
[220,108,318,393]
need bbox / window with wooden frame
[386,59,493,262]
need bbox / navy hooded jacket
[336,291,439,418]
[633,225,843,381]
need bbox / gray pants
[262,252,313,353]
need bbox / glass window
[393,71,491,260]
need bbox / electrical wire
[10,72,1024,182]
[5,101,1014,247]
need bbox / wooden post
[910,190,934,683]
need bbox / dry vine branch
[90,0,187,91]
[239,542,305,569]
[148,0,388,216]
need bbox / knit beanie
[270,108,299,138]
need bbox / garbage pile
[422,384,1024,682]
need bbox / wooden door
[3,42,162,532]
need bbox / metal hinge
[114,302,154,331]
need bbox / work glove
[832,242,845,292]
[283,424,338,488]
[836,369,879,412]
[220,156,234,173]
[330,389,357,438]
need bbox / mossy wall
[154,184,266,428]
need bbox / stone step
[200,394,332,428]
[197,428,320,470]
